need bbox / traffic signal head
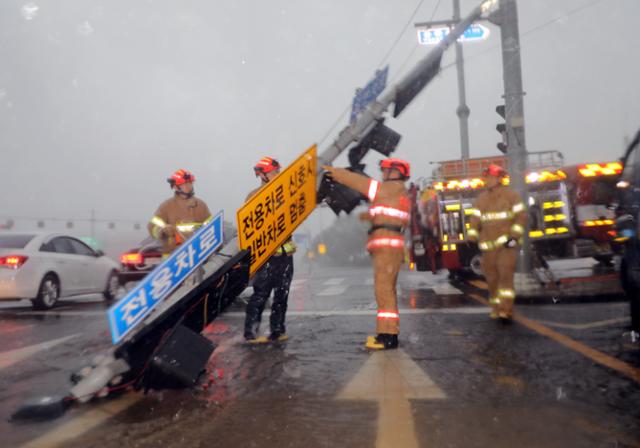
[347,119,402,171]
[496,104,508,154]
[317,168,367,216]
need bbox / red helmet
[380,158,410,179]
[483,164,507,178]
[254,157,281,176]
[167,169,195,187]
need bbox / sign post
[237,145,317,276]
[108,212,224,344]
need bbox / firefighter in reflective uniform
[244,157,296,344]
[148,169,213,256]
[467,164,526,320]
[323,158,410,350]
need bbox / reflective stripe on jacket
[468,184,526,251]
[328,169,409,251]
[148,195,212,253]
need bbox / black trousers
[244,255,294,339]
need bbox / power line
[318,0,605,147]
[390,0,443,84]
[377,0,430,70]
[317,0,437,147]
[439,0,607,73]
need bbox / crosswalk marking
[323,277,345,286]
[23,393,143,448]
[223,306,488,318]
[532,317,630,331]
[431,282,463,295]
[0,310,104,317]
[0,334,80,371]
[318,285,348,296]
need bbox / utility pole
[90,209,96,238]
[415,0,472,166]
[453,0,470,164]
[497,0,530,272]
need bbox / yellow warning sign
[237,145,317,275]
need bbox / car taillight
[0,255,29,269]
[121,253,143,265]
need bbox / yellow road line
[468,293,640,384]
[467,279,488,290]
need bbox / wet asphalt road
[0,262,639,448]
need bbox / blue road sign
[417,23,490,46]
[107,211,224,345]
[350,66,388,124]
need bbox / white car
[0,232,120,309]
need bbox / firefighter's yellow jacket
[468,184,526,250]
[326,168,410,250]
[148,195,212,253]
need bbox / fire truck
[409,151,623,277]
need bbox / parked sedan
[0,232,120,309]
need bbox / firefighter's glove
[358,211,372,222]
[504,237,518,249]
[322,165,335,179]
[160,224,175,239]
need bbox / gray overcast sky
[1,0,639,231]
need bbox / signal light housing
[317,169,367,215]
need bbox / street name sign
[417,23,489,45]
[108,212,224,344]
[350,66,389,124]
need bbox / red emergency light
[121,253,143,265]
[578,162,623,177]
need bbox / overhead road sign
[237,145,317,275]
[417,23,490,46]
[108,212,224,344]
[350,66,389,124]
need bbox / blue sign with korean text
[417,23,490,46]
[350,65,388,124]
[107,211,224,345]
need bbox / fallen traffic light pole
[11,0,499,421]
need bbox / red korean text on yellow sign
[237,145,317,275]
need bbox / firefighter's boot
[246,335,270,344]
[269,333,289,343]
[489,298,500,319]
[365,334,399,350]
[499,298,515,320]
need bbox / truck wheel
[32,274,60,310]
[469,254,483,277]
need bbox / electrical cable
[317,0,437,147]
[437,0,607,73]
[318,0,606,145]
